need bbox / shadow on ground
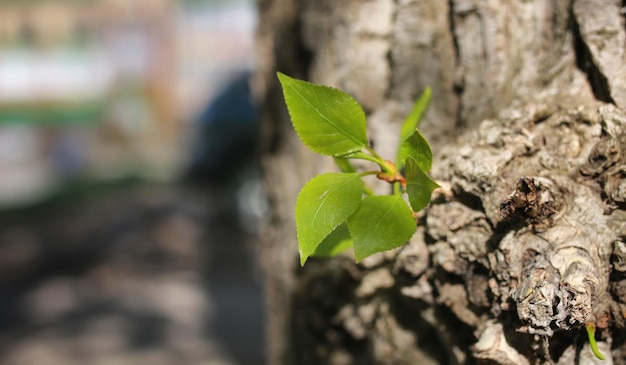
[0,184,264,365]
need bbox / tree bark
[254,0,626,364]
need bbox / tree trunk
[254,0,626,364]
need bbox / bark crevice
[571,6,615,104]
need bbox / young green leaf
[405,156,440,212]
[277,72,368,156]
[399,87,432,141]
[396,87,432,168]
[347,195,416,262]
[312,223,353,257]
[586,323,606,360]
[296,173,364,265]
[399,128,433,173]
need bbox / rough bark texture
[254,0,626,364]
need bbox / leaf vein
[311,178,358,226]
[287,83,364,148]
[370,197,398,237]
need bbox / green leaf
[347,195,416,262]
[296,173,364,265]
[312,223,353,257]
[277,72,368,156]
[586,323,606,360]
[396,87,432,168]
[405,156,439,212]
[399,128,433,172]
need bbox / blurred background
[0,0,265,364]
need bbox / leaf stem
[348,151,382,165]
[358,170,382,177]
[393,182,401,195]
[365,145,386,166]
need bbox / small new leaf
[397,87,432,167]
[347,195,416,262]
[296,173,363,265]
[277,72,368,156]
[399,128,433,173]
[405,156,440,212]
[586,323,606,360]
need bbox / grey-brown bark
[254,0,626,364]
